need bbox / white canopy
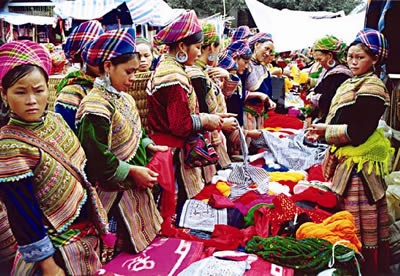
[245,0,366,52]
[54,0,184,27]
[0,11,55,25]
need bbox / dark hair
[202,37,221,50]
[169,32,204,51]
[250,38,272,52]
[239,53,252,60]
[2,64,48,93]
[136,37,154,52]
[99,52,140,73]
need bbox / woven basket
[48,76,64,111]
[126,71,153,133]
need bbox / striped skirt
[342,171,390,274]
[0,203,16,273]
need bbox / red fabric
[208,194,235,209]
[194,184,224,201]
[150,133,185,148]
[264,111,303,129]
[291,187,337,209]
[307,164,327,182]
[146,149,175,218]
[203,225,244,251]
[268,194,330,236]
[277,180,297,194]
[147,85,194,140]
[233,191,262,205]
[249,158,265,168]
[244,257,294,276]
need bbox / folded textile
[209,194,235,209]
[178,256,249,276]
[179,200,228,232]
[264,111,304,130]
[291,187,337,209]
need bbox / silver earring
[176,51,188,63]
[208,54,218,62]
[104,72,111,86]
[327,59,336,68]
[82,63,87,74]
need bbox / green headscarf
[202,22,219,46]
[312,35,347,64]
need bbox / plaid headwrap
[312,35,347,64]
[202,22,218,46]
[0,40,51,89]
[353,28,389,63]
[154,10,202,46]
[218,50,237,71]
[64,20,104,62]
[226,39,252,57]
[83,28,137,66]
[248,32,273,49]
[232,26,252,42]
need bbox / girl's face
[255,41,274,63]
[237,57,250,74]
[347,44,378,76]
[183,42,202,66]
[312,51,332,70]
[3,68,48,122]
[107,57,140,91]
[137,43,153,72]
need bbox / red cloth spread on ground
[307,164,327,182]
[291,187,337,209]
[264,111,303,129]
[97,237,204,276]
[208,194,235,209]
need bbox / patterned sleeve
[0,140,40,183]
[1,178,55,263]
[77,114,130,189]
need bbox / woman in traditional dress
[76,28,165,254]
[307,35,353,122]
[0,41,108,276]
[244,32,276,130]
[136,37,155,72]
[231,25,252,43]
[306,28,391,275]
[54,20,104,131]
[186,22,237,181]
[147,11,223,205]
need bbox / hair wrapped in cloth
[218,51,237,70]
[64,20,104,62]
[83,28,137,66]
[312,35,347,64]
[232,26,252,42]
[353,28,389,63]
[0,40,51,88]
[226,39,252,57]
[153,10,202,46]
[248,32,273,49]
[202,22,218,46]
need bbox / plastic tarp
[54,0,184,27]
[0,11,55,25]
[245,0,366,52]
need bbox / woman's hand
[147,144,168,154]
[128,166,158,189]
[207,67,230,80]
[221,117,239,132]
[200,114,223,131]
[305,123,327,142]
[39,257,65,276]
[267,99,276,110]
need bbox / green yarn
[246,236,361,274]
[244,203,274,227]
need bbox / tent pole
[222,0,226,17]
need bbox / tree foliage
[166,0,362,18]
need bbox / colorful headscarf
[218,51,237,71]
[202,22,218,46]
[232,26,252,42]
[83,28,137,66]
[64,20,104,62]
[0,41,51,88]
[154,10,202,46]
[226,39,252,57]
[353,28,389,63]
[248,32,273,49]
[312,35,347,64]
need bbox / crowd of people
[0,9,396,276]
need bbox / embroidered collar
[349,71,374,83]
[195,59,207,70]
[9,111,47,128]
[93,77,122,97]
